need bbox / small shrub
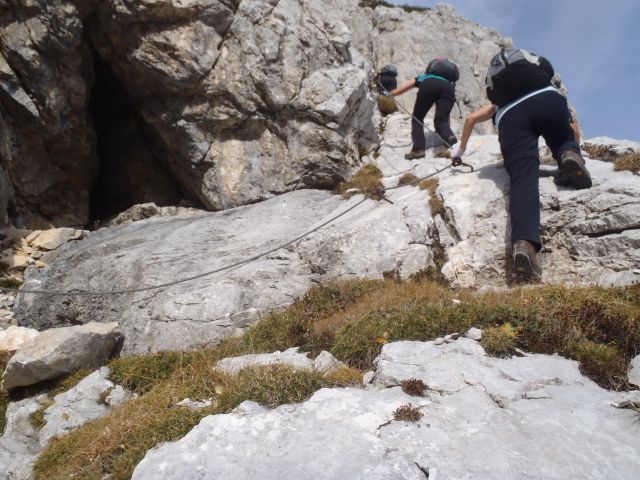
[393,403,423,422]
[573,341,628,389]
[402,378,427,396]
[377,95,398,115]
[336,164,384,200]
[397,173,419,187]
[481,323,520,357]
[0,278,23,289]
[614,152,640,173]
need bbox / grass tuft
[481,324,519,357]
[336,164,384,200]
[433,149,450,159]
[397,173,420,187]
[402,378,427,396]
[377,95,398,115]
[393,403,423,422]
[614,152,640,173]
[419,178,445,216]
[109,351,188,395]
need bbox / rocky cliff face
[1,0,508,228]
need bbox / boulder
[1,322,121,389]
[216,347,314,374]
[0,396,47,480]
[132,338,640,480]
[38,367,115,446]
[28,228,83,250]
[0,325,39,352]
[15,184,436,354]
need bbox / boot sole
[513,251,541,280]
[560,157,592,189]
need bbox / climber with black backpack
[386,58,460,160]
[374,64,399,94]
[450,47,593,280]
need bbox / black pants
[411,78,455,150]
[497,90,580,251]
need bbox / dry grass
[433,149,450,159]
[336,164,384,200]
[32,279,640,479]
[397,173,420,187]
[402,378,427,396]
[33,364,350,480]
[419,178,445,216]
[376,95,398,115]
[393,404,423,422]
[614,152,640,173]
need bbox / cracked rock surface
[132,338,640,480]
[14,112,640,353]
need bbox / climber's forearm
[460,104,495,151]
[389,79,416,97]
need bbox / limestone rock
[2,322,121,389]
[104,202,205,228]
[582,136,640,162]
[174,398,215,411]
[216,347,314,374]
[28,227,83,250]
[0,396,47,480]
[313,351,344,375]
[465,327,483,341]
[132,339,640,480]
[0,325,39,352]
[105,384,137,407]
[15,185,436,354]
[629,355,640,387]
[38,367,114,446]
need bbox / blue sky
[392,0,640,141]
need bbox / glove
[450,146,464,159]
[382,90,391,97]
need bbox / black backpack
[426,58,460,83]
[485,48,555,106]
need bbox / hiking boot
[558,150,592,189]
[512,240,542,280]
[446,135,458,147]
[404,149,426,160]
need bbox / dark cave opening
[87,45,182,224]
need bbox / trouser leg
[498,105,542,250]
[411,88,435,151]
[532,91,581,163]
[434,96,455,144]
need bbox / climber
[450,48,592,280]
[374,64,399,94]
[386,58,459,160]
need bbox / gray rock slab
[216,347,313,374]
[0,325,39,352]
[0,396,45,480]
[132,339,640,480]
[38,367,114,446]
[2,322,121,389]
[16,188,436,354]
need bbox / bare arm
[459,103,495,152]
[389,78,416,97]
